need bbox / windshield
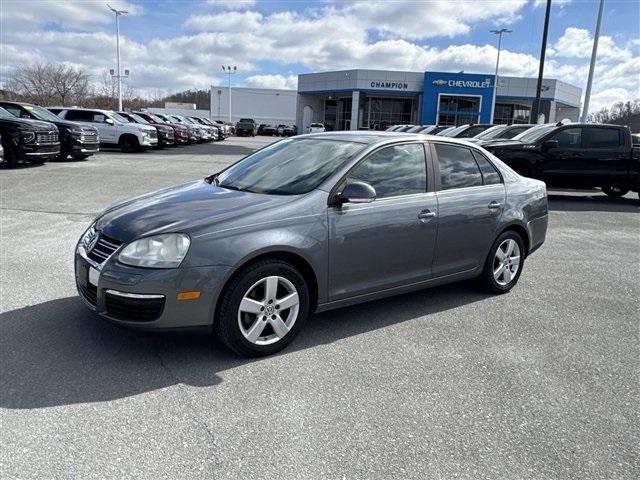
[440,125,468,137]
[473,125,508,140]
[0,107,14,119]
[310,123,323,128]
[108,112,130,124]
[513,124,557,143]
[27,105,61,122]
[216,138,366,195]
[129,113,150,124]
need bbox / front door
[540,127,588,188]
[328,143,438,301]
[431,143,506,277]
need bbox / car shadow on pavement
[548,193,639,213]
[0,281,489,410]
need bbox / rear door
[581,126,629,187]
[431,142,505,277]
[327,142,438,300]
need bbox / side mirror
[105,118,114,125]
[543,139,559,150]
[335,180,376,205]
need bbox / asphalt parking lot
[1,136,638,480]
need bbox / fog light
[177,291,201,301]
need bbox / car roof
[296,131,491,147]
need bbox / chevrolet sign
[433,79,492,88]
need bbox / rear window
[585,127,622,148]
[310,123,323,127]
[435,143,483,190]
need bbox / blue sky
[1,0,638,112]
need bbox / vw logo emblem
[265,305,275,316]
[86,232,99,252]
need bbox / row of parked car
[385,122,640,198]
[233,118,298,137]
[0,101,234,167]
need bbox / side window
[92,112,107,123]
[549,128,582,148]
[348,144,426,199]
[435,144,483,190]
[65,110,92,122]
[472,151,502,185]
[585,128,622,148]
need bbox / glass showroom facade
[296,70,582,131]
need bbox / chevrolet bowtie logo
[432,79,447,86]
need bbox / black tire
[602,185,629,198]
[215,259,310,357]
[119,135,139,153]
[479,230,525,294]
[1,139,18,168]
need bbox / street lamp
[107,4,128,111]
[222,65,237,123]
[489,28,511,124]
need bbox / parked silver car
[75,132,548,356]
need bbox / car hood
[96,180,298,243]
[0,117,55,131]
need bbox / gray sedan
[75,132,548,357]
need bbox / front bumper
[71,141,100,155]
[75,251,233,329]
[20,143,60,161]
[140,136,158,147]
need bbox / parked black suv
[484,123,640,198]
[1,101,99,161]
[236,118,257,136]
[0,106,60,167]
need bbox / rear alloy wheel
[215,260,310,357]
[602,185,629,198]
[480,231,525,293]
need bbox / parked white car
[308,123,325,133]
[56,108,157,152]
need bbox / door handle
[418,210,437,221]
[488,201,502,210]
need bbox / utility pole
[222,65,237,123]
[107,4,128,111]
[532,0,552,123]
[581,0,605,122]
[490,28,512,124]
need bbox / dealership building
[296,69,582,131]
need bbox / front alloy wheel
[238,276,300,345]
[216,259,310,357]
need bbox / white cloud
[206,0,256,9]
[0,0,142,27]
[245,74,298,90]
[532,0,572,8]
[550,27,632,60]
[0,1,637,114]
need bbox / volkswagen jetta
[75,132,548,356]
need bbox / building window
[494,102,531,124]
[362,96,416,130]
[437,95,481,126]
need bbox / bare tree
[6,63,90,106]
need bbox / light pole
[107,4,128,111]
[490,28,511,124]
[222,65,237,123]
[581,0,605,122]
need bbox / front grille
[149,130,158,138]
[37,131,59,144]
[78,283,97,306]
[87,233,123,264]
[81,130,98,142]
[105,292,165,322]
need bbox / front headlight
[22,132,36,144]
[118,233,190,268]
